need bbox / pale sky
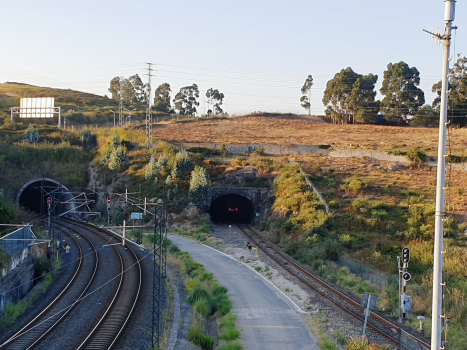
[0,0,465,115]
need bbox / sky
[0,0,465,116]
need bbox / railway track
[0,220,98,350]
[73,221,142,350]
[0,219,142,350]
[237,224,431,350]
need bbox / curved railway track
[0,221,98,350]
[0,218,142,350]
[73,221,142,350]
[237,224,430,350]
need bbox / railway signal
[402,272,411,282]
[107,197,112,211]
[402,247,410,264]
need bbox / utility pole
[144,63,155,148]
[423,1,457,349]
[119,77,125,127]
[110,110,116,128]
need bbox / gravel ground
[36,226,121,350]
[116,243,157,350]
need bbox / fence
[337,256,388,290]
[0,225,35,276]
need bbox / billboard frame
[11,97,62,128]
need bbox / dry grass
[152,116,467,155]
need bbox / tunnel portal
[17,178,76,216]
[210,194,254,224]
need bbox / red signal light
[107,198,112,204]
[47,197,52,204]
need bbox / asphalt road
[168,234,319,350]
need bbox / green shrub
[219,328,240,341]
[340,176,367,194]
[406,147,426,166]
[187,327,214,350]
[220,341,243,350]
[212,284,228,295]
[187,286,211,304]
[324,238,340,261]
[194,298,212,317]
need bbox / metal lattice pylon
[152,203,166,348]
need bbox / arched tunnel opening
[210,194,255,224]
[18,179,75,216]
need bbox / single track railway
[237,224,430,350]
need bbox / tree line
[108,76,224,117]
[301,56,467,126]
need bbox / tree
[411,105,438,127]
[173,84,200,116]
[126,74,147,105]
[23,123,40,143]
[322,67,380,124]
[108,145,129,171]
[205,88,225,115]
[108,74,147,106]
[154,83,172,113]
[80,129,95,149]
[380,61,425,122]
[300,75,313,115]
[145,154,159,181]
[432,55,467,126]
[189,166,212,209]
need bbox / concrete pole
[431,2,456,349]
[123,220,126,247]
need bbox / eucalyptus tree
[432,55,467,125]
[205,88,225,115]
[154,83,172,113]
[322,67,380,124]
[380,61,425,122]
[300,75,313,115]
[173,84,200,116]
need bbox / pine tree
[108,145,129,171]
[23,123,40,143]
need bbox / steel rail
[0,221,98,350]
[73,221,142,350]
[237,224,430,350]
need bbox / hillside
[153,115,467,156]
[0,82,114,107]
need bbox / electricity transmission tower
[423,1,457,349]
[145,63,155,148]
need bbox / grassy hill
[0,82,119,127]
[0,82,114,107]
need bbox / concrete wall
[0,258,35,313]
[181,142,467,172]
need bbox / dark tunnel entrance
[17,179,75,216]
[210,194,254,224]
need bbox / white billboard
[19,97,55,118]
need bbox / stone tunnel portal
[209,194,254,224]
[17,178,76,216]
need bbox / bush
[324,238,340,261]
[340,176,367,194]
[187,327,214,350]
[406,147,426,166]
[220,341,243,350]
[345,337,390,350]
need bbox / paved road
[168,234,318,350]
